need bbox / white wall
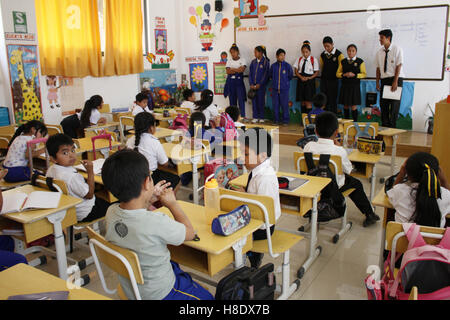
[177,0,450,131]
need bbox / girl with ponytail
[387,152,450,227]
[80,95,107,129]
[224,43,248,120]
[249,45,270,123]
[3,120,48,182]
[125,112,180,195]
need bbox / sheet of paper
[382,86,402,100]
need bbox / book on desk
[74,158,105,175]
[0,191,61,214]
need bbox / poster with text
[7,44,43,124]
[213,63,226,95]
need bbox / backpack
[169,113,188,131]
[219,112,237,141]
[350,122,372,148]
[204,158,239,188]
[215,263,276,300]
[297,113,318,149]
[303,153,346,222]
[366,223,450,300]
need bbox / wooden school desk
[158,201,264,281]
[0,264,110,300]
[0,185,82,280]
[215,140,242,161]
[348,150,382,204]
[74,137,122,160]
[371,188,394,273]
[160,142,211,205]
[154,112,177,128]
[378,128,407,176]
[84,122,120,134]
[154,127,183,142]
[229,171,331,278]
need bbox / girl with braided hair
[126,112,180,195]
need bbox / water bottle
[204,179,220,225]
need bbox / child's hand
[159,187,177,208]
[0,169,8,180]
[153,180,172,198]
[82,160,94,173]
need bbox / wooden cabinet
[431,99,450,177]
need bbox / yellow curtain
[35,0,103,77]
[103,0,144,76]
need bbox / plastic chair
[343,122,379,149]
[87,226,144,300]
[294,151,353,244]
[91,133,112,160]
[119,116,135,143]
[218,188,303,300]
[27,137,49,175]
[46,124,63,136]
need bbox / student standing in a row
[249,45,270,124]
[293,41,320,115]
[224,44,247,121]
[320,36,345,115]
[269,49,293,126]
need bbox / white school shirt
[226,57,247,70]
[126,133,168,172]
[46,164,96,221]
[180,100,196,111]
[374,43,405,79]
[387,182,450,228]
[202,103,220,125]
[3,135,35,168]
[303,138,353,188]
[90,108,101,125]
[132,104,151,116]
[293,55,320,75]
[247,159,281,229]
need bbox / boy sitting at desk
[231,128,281,268]
[303,112,380,227]
[46,134,110,223]
[101,149,214,300]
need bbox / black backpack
[297,113,318,149]
[303,153,346,222]
[215,263,276,300]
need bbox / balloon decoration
[220,18,229,32]
[188,2,229,51]
[204,3,211,17]
[234,17,241,28]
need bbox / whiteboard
[235,5,449,80]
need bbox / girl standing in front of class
[336,44,367,122]
[224,44,248,121]
[293,41,320,114]
[249,45,270,124]
[3,120,48,182]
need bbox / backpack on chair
[303,153,346,222]
[169,114,189,131]
[297,113,318,149]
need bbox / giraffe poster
[7,44,43,124]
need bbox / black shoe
[363,213,380,227]
[248,252,263,269]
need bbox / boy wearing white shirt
[231,128,281,268]
[46,134,110,222]
[132,92,151,116]
[303,112,380,227]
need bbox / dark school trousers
[272,88,290,124]
[339,174,374,216]
[252,85,266,120]
[321,78,339,114]
[380,77,403,128]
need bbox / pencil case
[211,205,251,236]
[356,137,383,155]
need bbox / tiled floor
[29,143,403,300]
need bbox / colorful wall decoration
[213,62,227,95]
[155,29,168,55]
[139,69,177,103]
[188,3,229,52]
[7,44,43,124]
[189,63,209,92]
[239,0,258,18]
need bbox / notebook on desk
[280,176,309,192]
[74,159,105,175]
[0,191,61,214]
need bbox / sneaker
[259,119,265,123]
[363,213,380,227]
[251,118,258,123]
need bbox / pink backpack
[169,113,189,131]
[366,223,450,300]
[219,112,237,141]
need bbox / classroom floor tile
[26,144,404,300]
